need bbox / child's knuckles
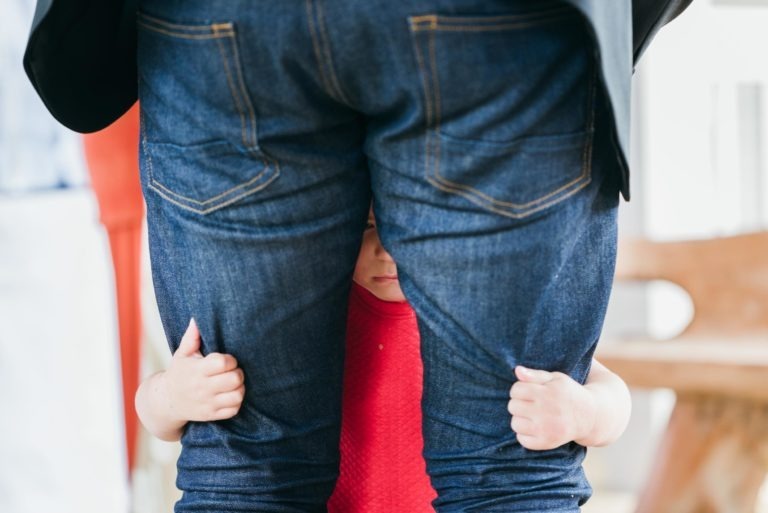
[206,354,229,372]
[508,399,530,417]
[510,383,532,400]
[220,376,237,391]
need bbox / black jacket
[23,0,138,133]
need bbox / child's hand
[163,319,246,423]
[507,365,597,451]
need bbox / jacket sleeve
[633,0,695,64]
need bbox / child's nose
[374,243,395,263]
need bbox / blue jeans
[137,0,620,511]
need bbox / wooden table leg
[635,395,768,513]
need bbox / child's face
[352,209,406,302]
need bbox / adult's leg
[136,1,370,510]
[346,0,622,509]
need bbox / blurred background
[1,0,767,512]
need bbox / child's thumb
[515,365,554,384]
[175,318,202,357]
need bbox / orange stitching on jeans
[429,29,443,203]
[137,21,234,40]
[138,13,226,31]
[426,40,592,210]
[410,21,435,197]
[429,31,441,140]
[139,18,279,215]
[426,174,591,219]
[409,23,433,126]
[142,87,276,210]
[214,36,250,149]
[140,109,155,191]
[578,59,598,195]
[409,6,571,31]
[149,159,273,206]
[430,20,570,32]
[434,9,570,24]
[411,12,596,218]
[149,170,280,215]
[228,33,260,150]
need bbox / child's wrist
[156,372,189,429]
[572,386,600,446]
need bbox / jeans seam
[409,5,573,32]
[137,13,236,39]
[315,0,352,105]
[228,33,260,150]
[136,23,234,40]
[410,17,596,219]
[149,158,274,206]
[305,0,335,101]
[306,0,352,105]
[148,171,280,215]
[138,13,225,32]
[214,36,251,150]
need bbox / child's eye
[365,222,376,230]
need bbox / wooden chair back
[615,232,768,338]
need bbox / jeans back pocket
[409,4,597,219]
[138,12,278,215]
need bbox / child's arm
[135,319,246,442]
[507,359,631,450]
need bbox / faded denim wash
[137,0,621,511]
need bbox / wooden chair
[596,232,768,513]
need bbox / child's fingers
[208,369,246,392]
[510,415,536,437]
[509,381,542,401]
[215,386,246,409]
[175,318,202,358]
[210,406,241,421]
[515,365,554,384]
[202,352,239,375]
[516,434,552,451]
[507,398,533,418]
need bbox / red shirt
[328,283,436,512]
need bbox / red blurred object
[82,102,144,472]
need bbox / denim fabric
[137,0,620,511]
